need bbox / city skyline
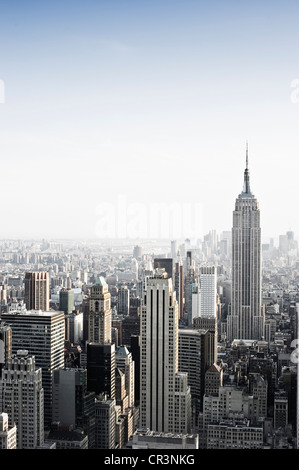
[0,1,298,241]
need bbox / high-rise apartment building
[24,272,49,311]
[88,277,111,344]
[227,146,264,341]
[140,272,191,433]
[0,350,44,449]
[2,310,65,427]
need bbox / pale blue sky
[0,0,298,241]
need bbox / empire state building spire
[241,141,253,197]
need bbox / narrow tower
[227,144,264,341]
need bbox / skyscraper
[227,145,264,341]
[24,272,49,311]
[140,272,191,433]
[200,266,217,318]
[59,288,74,315]
[2,310,65,427]
[88,277,111,344]
[118,285,130,316]
[52,368,96,448]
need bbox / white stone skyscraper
[227,145,264,341]
[140,272,191,434]
[200,266,217,318]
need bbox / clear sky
[0,0,298,243]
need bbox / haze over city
[0,0,298,242]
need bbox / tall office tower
[178,328,210,425]
[200,266,217,318]
[88,277,111,344]
[0,350,44,449]
[116,346,135,408]
[87,342,115,399]
[175,256,184,320]
[193,316,218,366]
[2,310,65,427]
[0,322,12,377]
[227,146,264,341]
[140,272,191,433]
[0,413,17,449]
[52,368,96,448]
[118,285,130,316]
[59,287,74,315]
[24,271,49,311]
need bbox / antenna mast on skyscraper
[246,140,248,169]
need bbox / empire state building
[227,145,264,341]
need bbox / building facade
[2,310,65,427]
[24,271,49,311]
[140,273,191,433]
[227,146,264,341]
[0,350,44,449]
[88,277,112,344]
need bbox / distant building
[133,246,143,259]
[59,288,74,315]
[24,271,49,311]
[118,286,130,316]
